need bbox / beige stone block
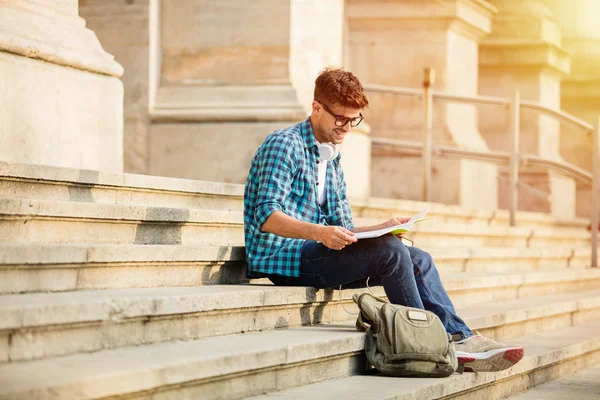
[0,52,124,172]
[0,268,78,294]
[0,335,8,363]
[124,119,150,175]
[161,0,291,85]
[349,1,497,209]
[339,130,371,199]
[149,122,298,183]
[549,170,576,219]
[81,0,150,46]
[576,185,593,218]
[289,0,344,109]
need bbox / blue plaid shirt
[244,118,355,278]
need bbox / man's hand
[317,225,357,251]
[383,216,411,238]
[383,216,411,228]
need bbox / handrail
[521,156,592,184]
[364,85,594,133]
[362,84,423,98]
[433,92,510,107]
[364,74,598,268]
[371,137,593,184]
[520,100,594,133]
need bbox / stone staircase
[1,161,599,399]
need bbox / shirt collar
[300,117,342,161]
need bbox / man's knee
[409,247,434,270]
[374,235,411,277]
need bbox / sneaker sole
[457,347,524,372]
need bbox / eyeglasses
[315,99,364,128]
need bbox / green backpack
[353,293,458,377]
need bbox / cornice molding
[0,2,123,77]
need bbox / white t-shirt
[317,159,328,206]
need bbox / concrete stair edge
[1,319,599,400]
[0,198,590,240]
[3,273,600,331]
[1,161,589,229]
[245,321,600,400]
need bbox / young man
[243,67,524,372]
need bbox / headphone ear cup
[318,143,339,161]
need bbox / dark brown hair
[314,67,369,109]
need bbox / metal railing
[364,69,599,268]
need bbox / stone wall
[80,0,150,175]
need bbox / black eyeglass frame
[315,99,364,128]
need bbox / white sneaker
[455,334,524,372]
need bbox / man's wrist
[311,224,323,242]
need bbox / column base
[149,121,302,183]
[371,155,498,211]
[498,168,576,218]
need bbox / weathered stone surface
[0,0,123,76]
[348,0,499,210]
[0,52,123,172]
[148,121,300,183]
[247,321,600,400]
[80,0,150,175]
[508,363,600,399]
[1,319,600,400]
[479,0,576,218]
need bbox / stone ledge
[0,243,245,265]
[0,161,244,198]
[2,273,599,331]
[0,244,582,266]
[0,199,590,247]
[1,318,599,399]
[2,284,600,364]
[480,40,571,75]
[0,198,588,241]
[151,85,306,122]
[1,161,589,229]
[247,321,600,400]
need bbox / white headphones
[318,143,339,161]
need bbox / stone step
[0,161,588,231]
[0,198,245,246]
[356,217,591,248]
[2,277,599,363]
[0,161,244,211]
[351,197,589,231]
[0,243,247,293]
[505,363,600,399]
[1,318,599,400]
[245,322,600,400]
[0,243,592,294]
[0,198,591,247]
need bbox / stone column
[79,0,150,175]
[479,0,575,218]
[148,0,369,186]
[0,0,124,172]
[545,0,600,218]
[346,0,499,211]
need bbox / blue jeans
[269,235,472,339]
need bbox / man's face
[312,100,363,145]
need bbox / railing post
[592,117,599,268]
[508,90,520,227]
[422,68,435,202]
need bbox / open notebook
[355,206,430,240]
